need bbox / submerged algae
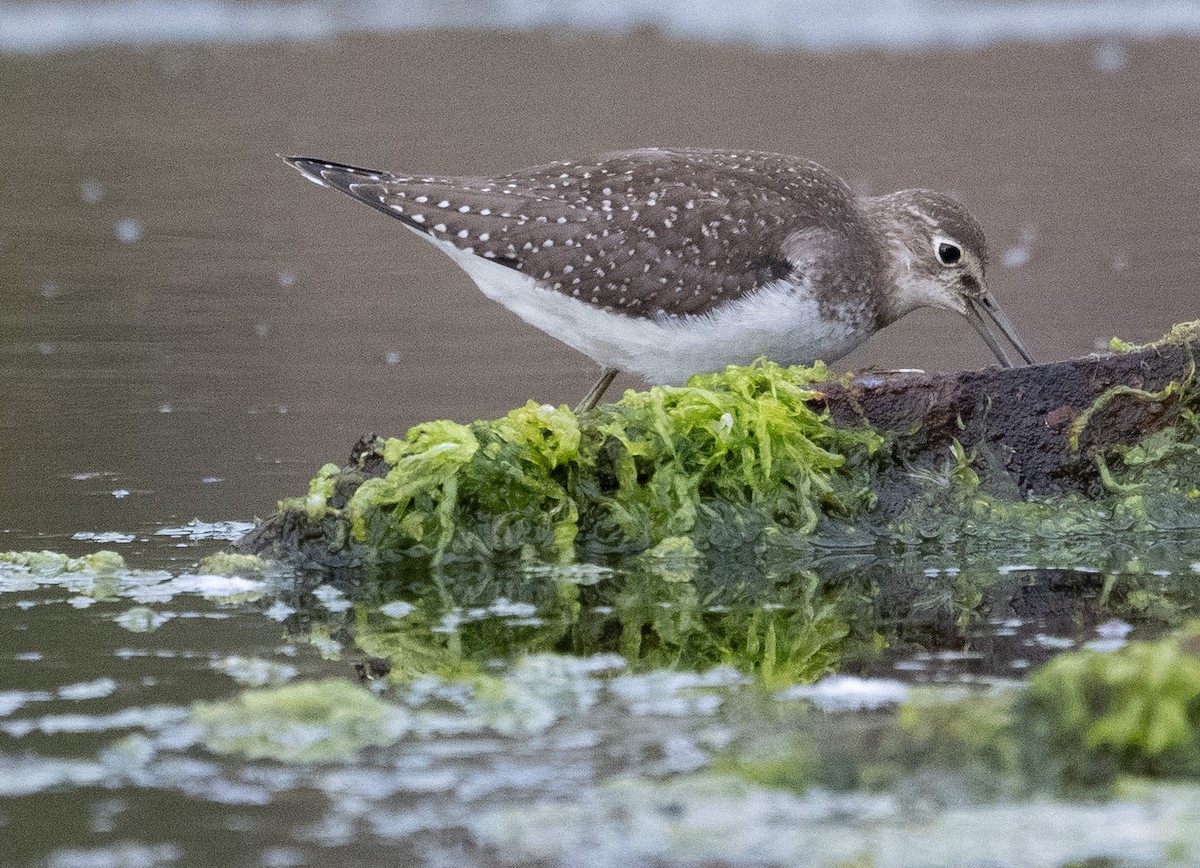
[0,549,127,576]
[1028,621,1200,780]
[721,622,1200,800]
[471,770,1200,868]
[191,678,409,761]
[889,373,1200,556]
[294,528,1200,697]
[183,620,1200,826]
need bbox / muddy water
[2,29,1200,867]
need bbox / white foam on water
[778,674,910,711]
[312,584,351,612]
[379,600,414,619]
[71,531,137,544]
[0,689,54,717]
[58,677,119,701]
[153,519,255,541]
[163,574,266,600]
[3,0,1200,56]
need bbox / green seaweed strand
[334,361,881,562]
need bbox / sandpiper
[282,148,1034,410]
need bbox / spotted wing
[283,150,868,318]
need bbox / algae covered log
[238,362,883,566]
[814,320,1200,505]
[236,322,1200,567]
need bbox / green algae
[1109,319,1200,354]
[890,391,1200,560]
[892,625,1200,793]
[282,361,883,565]
[1068,380,1189,453]
[0,549,127,575]
[0,549,147,604]
[717,622,1200,801]
[720,688,1028,801]
[1027,621,1200,781]
[584,362,881,542]
[197,551,274,576]
[191,678,409,761]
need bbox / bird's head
[868,189,1034,367]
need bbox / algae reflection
[261,538,1200,693]
[292,551,879,689]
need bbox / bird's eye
[935,241,962,266]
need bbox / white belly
[427,234,869,384]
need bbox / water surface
[2,19,1200,867]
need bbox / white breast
[424,233,871,384]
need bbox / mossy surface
[279,361,884,565]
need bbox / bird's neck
[859,194,928,326]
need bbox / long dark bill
[964,292,1036,368]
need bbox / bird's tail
[279,154,390,194]
[279,153,438,232]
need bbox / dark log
[811,326,1197,513]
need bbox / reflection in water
[5,544,1200,864]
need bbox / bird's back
[286,148,886,323]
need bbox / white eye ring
[933,237,963,267]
